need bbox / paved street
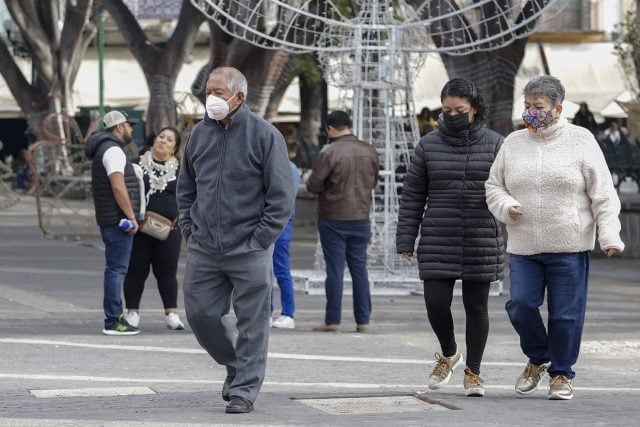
[1,196,639,426]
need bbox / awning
[515,42,629,118]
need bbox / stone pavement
[1,197,640,426]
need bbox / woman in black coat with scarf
[396,78,504,397]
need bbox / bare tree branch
[60,0,96,83]
[35,1,61,47]
[5,0,53,85]
[0,36,39,112]
[101,0,153,69]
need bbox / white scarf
[139,151,179,204]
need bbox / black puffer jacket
[396,119,505,282]
[85,131,140,226]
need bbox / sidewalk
[1,197,640,426]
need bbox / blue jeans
[100,225,134,327]
[318,218,371,325]
[271,221,295,317]
[506,251,590,380]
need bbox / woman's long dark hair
[440,78,487,124]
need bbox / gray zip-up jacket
[177,103,295,254]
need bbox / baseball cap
[102,110,138,128]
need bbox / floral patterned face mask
[522,107,555,131]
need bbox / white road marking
[0,266,100,276]
[0,337,522,366]
[0,418,211,426]
[29,386,156,398]
[2,373,640,393]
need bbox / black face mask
[442,112,470,133]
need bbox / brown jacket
[307,134,379,221]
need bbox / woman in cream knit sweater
[486,76,624,401]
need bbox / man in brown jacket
[307,110,379,332]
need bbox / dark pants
[506,251,590,380]
[423,279,490,375]
[182,238,272,403]
[124,227,182,310]
[317,218,371,325]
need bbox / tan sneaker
[548,375,573,400]
[515,362,550,395]
[428,352,464,389]
[356,324,369,333]
[463,367,485,397]
[311,323,340,332]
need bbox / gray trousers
[183,239,272,403]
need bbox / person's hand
[509,206,523,222]
[128,219,139,235]
[401,252,413,261]
[605,247,621,257]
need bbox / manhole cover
[294,394,453,415]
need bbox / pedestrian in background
[417,107,437,136]
[177,67,294,414]
[123,127,185,331]
[486,75,625,400]
[85,110,141,336]
[271,159,301,329]
[307,110,379,333]
[396,78,504,397]
[572,102,598,136]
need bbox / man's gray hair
[523,75,565,107]
[210,67,248,97]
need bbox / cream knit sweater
[486,118,625,256]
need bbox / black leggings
[124,228,182,310]
[423,279,490,375]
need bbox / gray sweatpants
[183,238,272,403]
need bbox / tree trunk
[0,0,94,139]
[103,0,205,137]
[264,56,298,121]
[297,75,322,169]
[441,39,527,136]
[416,0,551,136]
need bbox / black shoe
[225,395,253,414]
[222,375,234,402]
[102,315,140,336]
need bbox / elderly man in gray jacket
[177,67,294,414]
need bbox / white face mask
[206,94,236,120]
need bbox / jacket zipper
[462,136,470,276]
[215,129,228,252]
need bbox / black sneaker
[102,315,140,336]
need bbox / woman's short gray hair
[210,67,248,97]
[523,75,565,107]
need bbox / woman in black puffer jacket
[396,78,504,397]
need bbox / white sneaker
[165,312,185,330]
[124,311,140,328]
[272,315,295,329]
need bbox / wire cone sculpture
[192,0,564,288]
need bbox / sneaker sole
[167,325,185,330]
[465,387,485,397]
[428,354,464,390]
[548,392,573,400]
[102,329,140,336]
[272,324,295,329]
